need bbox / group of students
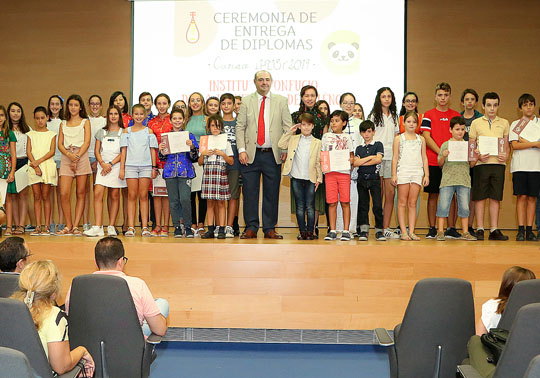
[1,81,539,241]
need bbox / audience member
[0,236,30,273]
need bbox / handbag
[480,328,509,364]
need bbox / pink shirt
[65,270,161,326]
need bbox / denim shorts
[125,165,152,179]
[436,185,470,218]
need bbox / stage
[22,229,540,331]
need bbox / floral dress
[0,130,17,193]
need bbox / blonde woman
[11,260,94,375]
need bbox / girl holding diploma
[0,105,17,236]
[198,115,233,239]
[391,111,429,241]
[84,105,126,237]
[159,108,199,238]
[27,106,57,236]
[119,104,158,237]
[147,93,173,237]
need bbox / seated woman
[476,265,536,335]
[11,260,94,376]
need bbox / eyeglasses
[22,253,32,260]
[122,256,128,265]
[404,99,417,104]
[341,102,354,106]
[89,102,101,106]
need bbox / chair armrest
[146,333,163,345]
[57,363,82,378]
[374,328,394,346]
[457,365,483,378]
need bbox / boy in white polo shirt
[509,93,540,241]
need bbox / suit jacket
[278,131,323,184]
[236,91,292,164]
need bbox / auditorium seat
[524,355,540,378]
[0,273,19,298]
[0,298,80,378]
[0,347,35,378]
[496,279,540,331]
[67,274,162,378]
[374,278,475,378]
[458,303,540,378]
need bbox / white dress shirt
[290,134,312,180]
[257,92,272,149]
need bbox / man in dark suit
[236,71,292,238]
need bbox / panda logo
[321,30,360,74]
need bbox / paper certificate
[15,165,28,193]
[320,150,351,173]
[519,123,540,142]
[478,136,500,156]
[0,179,7,206]
[199,134,227,153]
[447,141,468,162]
[152,169,168,196]
[161,131,190,154]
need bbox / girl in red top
[147,93,173,236]
[399,91,423,134]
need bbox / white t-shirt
[481,298,502,332]
[371,113,398,161]
[88,116,107,159]
[200,141,234,163]
[343,117,363,179]
[38,306,68,359]
[13,130,28,159]
[47,118,62,162]
[509,117,540,172]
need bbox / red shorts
[325,172,351,203]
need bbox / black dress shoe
[476,229,485,240]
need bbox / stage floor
[22,228,540,330]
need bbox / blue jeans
[291,178,316,232]
[437,185,470,218]
[165,177,192,227]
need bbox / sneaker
[57,224,65,233]
[25,225,36,232]
[324,231,337,241]
[476,229,485,241]
[489,229,509,241]
[375,231,386,241]
[445,227,462,239]
[340,231,351,241]
[436,231,445,241]
[217,226,226,239]
[225,226,234,238]
[201,227,215,239]
[426,227,437,239]
[107,225,117,236]
[185,228,194,238]
[384,228,401,240]
[193,228,200,237]
[461,232,477,241]
[526,230,538,241]
[84,225,104,237]
[83,223,91,232]
[174,226,183,238]
[358,231,368,241]
[516,230,525,241]
[467,226,477,238]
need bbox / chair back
[0,273,19,298]
[394,278,475,378]
[497,279,540,331]
[0,298,53,378]
[0,346,35,378]
[68,274,147,378]
[524,355,540,378]
[494,304,540,378]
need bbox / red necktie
[257,96,266,146]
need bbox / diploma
[478,136,499,156]
[320,150,351,173]
[15,165,28,193]
[0,179,7,206]
[519,123,540,142]
[161,131,190,154]
[152,169,168,196]
[199,134,227,153]
[447,141,468,162]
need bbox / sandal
[160,226,168,237]
[142,227,151,237]
[401,234,412,241]
[5,227,12,236]
[41,226,50,236]
[72,227,82,236]
[125,227,135,237]
[409,233,420,241]
[150,226,161,237]
[56,227,73,236]
[30,226,42,236]
[12,225,24,235]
